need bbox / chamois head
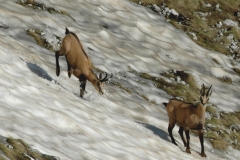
[200,84,212,106]
[94,72,112,95]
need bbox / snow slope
[0,0,239,159]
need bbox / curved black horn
[99,72,108,81]
[206,85,212,96]
[106,73,113,80]
[100,72,113,82]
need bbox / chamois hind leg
[55,51,60,76]
[185,129,191,154]
[178,126,187,147]
[198,129,207,157]
[65,55,72,78]
[79,74,87,97]
[168,122,177,146]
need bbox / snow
[216,21,223,28]
[223,19,239,28]
[205,3,212,8]
[0,0,239,160]
[215,3,222,12]
[169,9,179,16]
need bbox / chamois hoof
[186,148,191,154]
[200,152,207,157]
[56,70,60,76]
[68,71,72,78]
[80,91,84,98]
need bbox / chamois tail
[162,102,168,107]
[65,27,70,35]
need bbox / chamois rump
[163,84,212,157]
[55,28,112,97]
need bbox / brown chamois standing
[55,28,112,97]
[163,84,212,157]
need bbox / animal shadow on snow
[26,62,81,98]
[27,62,53,81]
[137,122,171,143]
[138,122,201,155]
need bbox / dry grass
[27,29,46,48]
[26,29,61,51]
[0,137,57,160]
[210,139,229,151]
[218,76,233,84]
[130,0,162,6]
[233,68,240,75]
[17,0,75,21]
[205,111,240,151]
[0,22,9,29]
[110,81,132,94]
[139,71,199,103]
[139,93,157,104]
[206,105,218,116]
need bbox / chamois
[163,84,212,157]
[55,28,112,97]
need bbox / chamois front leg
[199,130,206,157]
[55,51,60,76]
[185,129,191,154]
[79,74,87,97]
[178,126,187,147]
[168,123,177,146]
[65,55,72,78]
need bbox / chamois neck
[87,69,98,85]
[196,102,206,114]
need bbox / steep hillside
[0,0,239,159]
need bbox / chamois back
[64,28,89,59]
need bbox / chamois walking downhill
[55,28,112,97]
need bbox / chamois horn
[100,72,113,82]
[206,85,212,96]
